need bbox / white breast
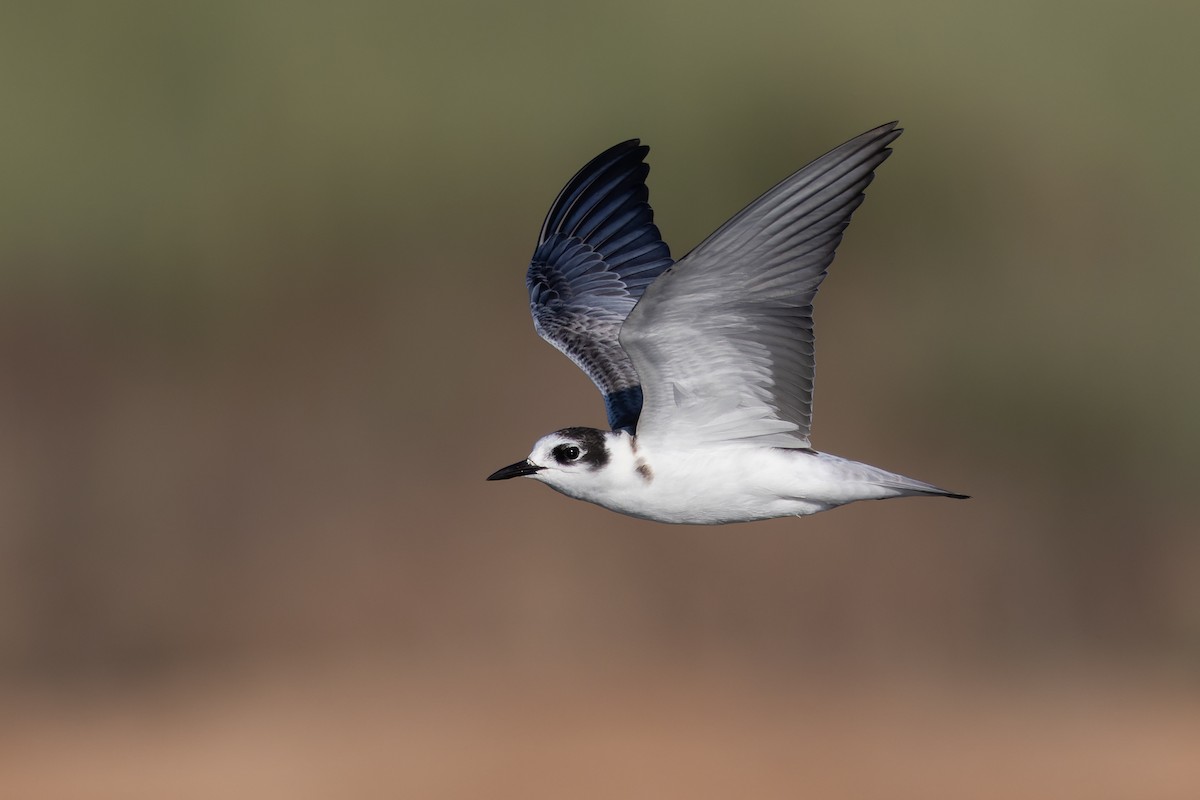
[551,440,852,524]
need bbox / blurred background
[2,1,1198,797]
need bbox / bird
[487,121,968,524]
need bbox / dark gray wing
[527,140,673,431]
[621,122,902,449]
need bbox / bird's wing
[620,122,901,449]
[527,140,673,431]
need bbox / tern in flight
[488,122,967,524]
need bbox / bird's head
[487,427,614,495]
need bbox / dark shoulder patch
[603,386,643,432]
[555,427,610,470]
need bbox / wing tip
[538,139,654,244]
[608,138,648,160]
[864,120,903,151]
[880,127,903,149]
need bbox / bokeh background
[2,1,1198,797]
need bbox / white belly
[561,446,891,524]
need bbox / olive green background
[2,1,1198,797]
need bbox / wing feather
[620,122,902,448]
[526,140,673,431]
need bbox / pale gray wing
[527,140,673,431]
[620,122,902,449]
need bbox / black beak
[486,459,543,481]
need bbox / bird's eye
[553,444,582,463]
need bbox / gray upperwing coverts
[620,122,902,449]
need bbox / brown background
[2,1,1198,797]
